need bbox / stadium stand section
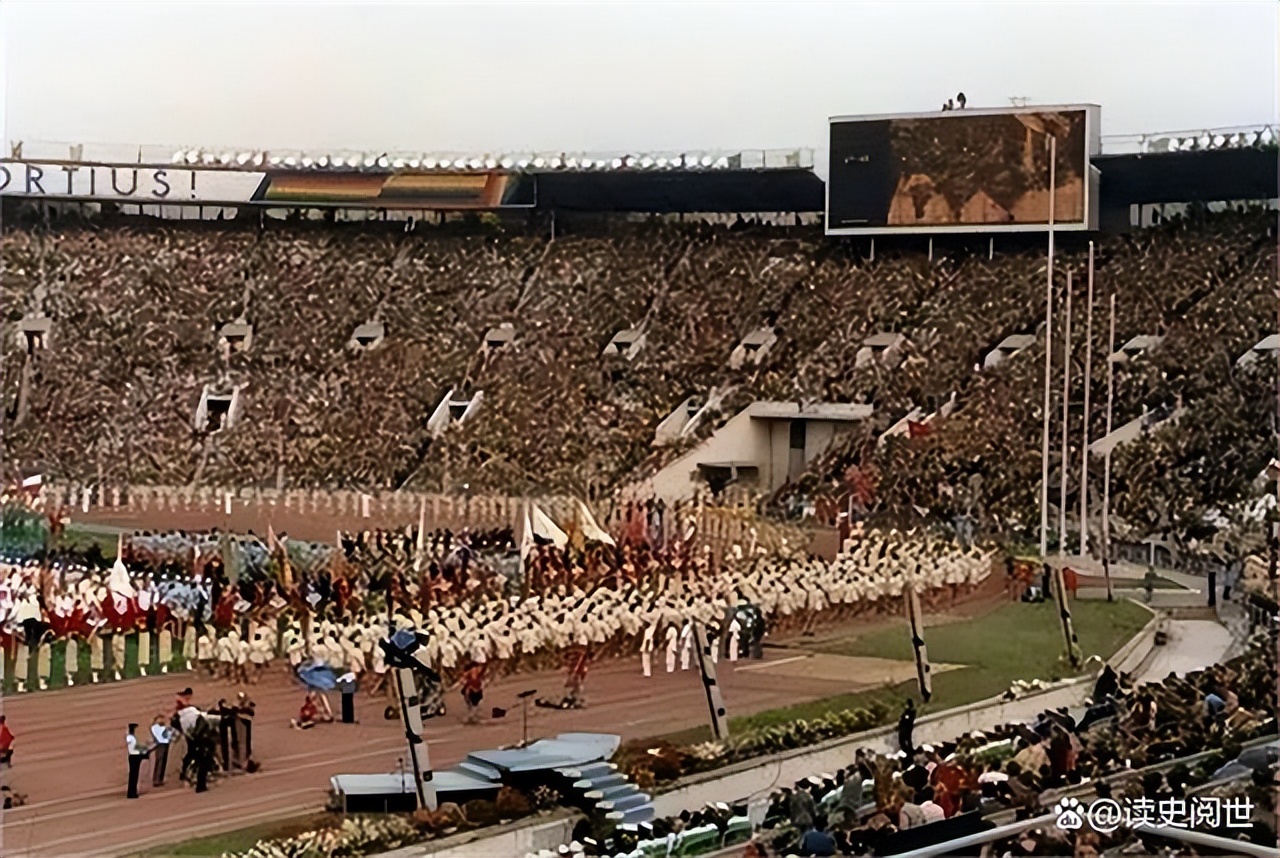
[2,199,1273,547]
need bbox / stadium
[0,96,1277,858]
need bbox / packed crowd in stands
[535,631,1276,858]
[3,210,1273,546]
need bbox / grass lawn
[59,522,123,558]
[136,814,335,857]
[655,598,1150,748]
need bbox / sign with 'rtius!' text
[0,161,266,203]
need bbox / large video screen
[827,105,1098,234]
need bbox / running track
[0,583,1003,857]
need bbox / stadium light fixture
[1212,135,1226,148]
[284,156,298,168]
[185,150,201,165]
[639,157,654,169]
[392,158,405,169]
[656,157,668,169]
[484,158,497,169]
[713,157,729,169]
[236,152,253,166]
[301,156,314,168]
[362,155,375,169]
[318,156,331,168]
[218,152,232,165]
[269,155,283,166]
[376,155,390,169]
[424,158,438,169]
[408,158,421,169]
[610,158,623,169]
[202,152,218,165]
[500,157,514,169]
[469,158,483,169]
[517,158,530,169]
[699,155,713,168]
[252,153,265,167]
[171,151,185,164]
[532,157,546,169]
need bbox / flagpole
[1058,270,1072,556]
[1102,293,1116,602]
[1039,135,1057,558]
[1079,243,1095,558]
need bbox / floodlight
[640,157,654,168]
[269,155,283,166]
[317,156,330,168]
[301,156,314,168]
[469,158,483,169]
[202,152,217,165]
[518,158,530,169]
[236,152,253,166]
[252,153,265,167]
[624,156,636,168]
[172,151,186,164]
[424,158,438,169]
[185,150,201,165]
[392,158,405,169]
[377,155,390,169]
[500,157,514,169]
[714,157,729,168]
[533,157,546,168]
[219,152,233,165]
[1212,135,1226,148]
[284,156,298,167]
[610,158,623,169]
[408,158,421,169]
[484,158,497,169]
[363,156,376,168]
[700,155,713,167]
[656,157,668,168]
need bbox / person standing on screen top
[126,723,146,798]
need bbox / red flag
[907,420,933,438]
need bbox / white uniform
[640,623,655,677]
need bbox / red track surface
[1,581,1002,858]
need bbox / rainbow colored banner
[251,171,530,209]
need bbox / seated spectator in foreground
[797,815,836,857]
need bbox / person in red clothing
[291,692,321,730]
[459,663,486,724]
[0,715,15,767]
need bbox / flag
[20,474,42,489]
[530,503,569,549]
[907,420,933,438]
[576,500,616,546]
[519,504,532,560]
[413,497,427,570]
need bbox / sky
[1,0,1276,158]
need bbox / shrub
[495,786,532,820]
[463,799,500,828]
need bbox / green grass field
[658,598,1151,747]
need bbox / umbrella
[297,662,337,691]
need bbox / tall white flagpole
[1102,293,1116,601]
[1079,243,1095,557]
[1039,135,1057,558]
[1059,270,1072,556]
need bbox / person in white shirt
[126,723,146,798]
[150,715,173,786]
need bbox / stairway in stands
[554,761,655,826]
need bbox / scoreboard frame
[825,103,1101,236]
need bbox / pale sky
[2,0,1276,157]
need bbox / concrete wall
[647,413,856,506]
[648,410,767,504]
